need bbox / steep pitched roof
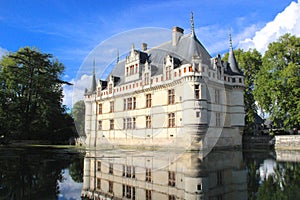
[228,34,242,75]
[108,30,212,86]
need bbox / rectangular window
[146,116,151,128]
[168,89,175,104]
[132,187,136,200]
[215,89,220,104]
[169,195,176,200]
[168,171,176,187]
[98,120,102,130]
[133,97,136,109]
[146,189,152,200]
[126,185,132,198]
[216,112,221,127]
[108,181,113,193]
[132,166,135,178]
[109,163,113,174]
[110,119,114,130]
[146,168,152,182]
[127,118,132,129]
[189,66,193,72]
[123,118,126,130]
[96,178,101,189]
[132,117,136,129]
[127,98,132,110]
[109,84,113,94]
[122,165,125,176]
[168,113,175,128]
[123,99,127,110]
[122,184,126,197]
[144,72,150,85]
[110,101,114,112]
[166,66,171,80]
[130,65,134,75]
[98,104,102,114]
[195,85,200,99]
[126,166,132,178]
[146,94,152,108]
[97,161,101,171]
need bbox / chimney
[141,43,147,51]
[172,26,184,46]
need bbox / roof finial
[190,11,195,36]
[90,58,97,92]
[229,28,233,49]
[93,58,95,74]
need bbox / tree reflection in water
[0,147,84,199]
[257,162,300,200]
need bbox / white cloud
[238,0,300,53]
[63,74,92,108]
[58,169,82,200]
[0,47,8,58]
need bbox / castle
[84,16,244,150]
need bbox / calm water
[1,147,300,200]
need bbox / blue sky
[1,0,300,107]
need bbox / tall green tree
[254,34,300,130]
[223,49,262,133]
[0,47,72,140]
[71,100,85,137]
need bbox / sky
[1,0,300,107]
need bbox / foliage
[71,100,85,137]
[254,34,300,130]
[257,162,300,199]
[223,49,262,134]
[69,155,84,183]
[0,47,75,141]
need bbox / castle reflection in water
[81,149,247,200]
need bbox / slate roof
[108,32,213,86]
[100,28,243,88]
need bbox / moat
[0,146,300,199]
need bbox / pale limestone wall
[275,135,300,150]
[276,149,300,162]
[84,55,245,149]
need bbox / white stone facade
[84,25,245,150]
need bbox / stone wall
[242,135,273,148]
[275,135,300,150]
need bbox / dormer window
[164,55,173,80]
[109,83,113,94]
[166,66,172,80]
[144,72,150,85]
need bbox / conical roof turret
[228,33,242,74]
[90,59,97,92]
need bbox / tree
[71,100,85,137]
[254,34,300,130]
[223,49,262,134]
[0,47,73,140]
